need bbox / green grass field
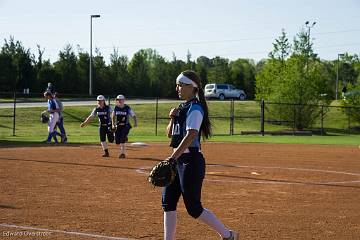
[0,101,359,146]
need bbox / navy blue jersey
[91,105,112,126]
[170,98,204,149]
[114,105,135,126]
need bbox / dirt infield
[0,143,359,239]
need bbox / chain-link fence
[1,92,359,138]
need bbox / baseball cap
[97,95,105,101]
[116,94,125,100]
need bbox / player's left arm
[129,108,137,127]
[111,111,116,128]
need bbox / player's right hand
[169,108,179,119]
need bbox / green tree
[53,44,78,93]
[109,48,130,96]
[341,83,360,123]
[168,53,187,97]
[229,59,256,99]
[186,49,195,70]
[338,53,359,87]
[268,29,291,61]
[128,49,151,96]
[33,44,46,92]
[256,29,331,130]
[195,56,212,88]
[0,37,35,93]
[0,51,15,92]
[37,60,56,93]
[147,52,173,97]
[207,56,230,84]
[92,48,111,95]
[76,48,90,95]
[255,59,282,100]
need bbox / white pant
[48,112,59,133]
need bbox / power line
[316,42,360,49]
[96,29,360,49]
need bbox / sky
[1,0,359,63]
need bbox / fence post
[321,105,324,136]
[13,91,16,136]
[348,107,351,135]
[155,97,159,136]
[230,99,234,135]
[260,99,264,136]
[293,104,296,135]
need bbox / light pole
[89,14,100,96]
[305,21,316,69]
[336,53,345,100]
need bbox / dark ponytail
[182,70,212,139]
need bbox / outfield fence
[0,92,359,139]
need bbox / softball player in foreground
[162,70,239,240]
[42,91,60,143]
[80,95,114,157]
[112,94,137,158]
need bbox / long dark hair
[182,70,212,139]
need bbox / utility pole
[89,14,101,96]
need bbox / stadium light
[89,14,101,96]
[336,53,345,100]
[304,21,316,71]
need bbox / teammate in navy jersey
[42,91,60,143]
[80,95,114,157]
[111,95,137,158]
[162,70,239,240]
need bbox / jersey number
[172,123,180,135]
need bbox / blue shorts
[162,152,205,218]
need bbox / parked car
[204,83,246,100]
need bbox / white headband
[176,73,198,88]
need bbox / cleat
[102,150,110,157]
[223,230,239,240]
[61,135,68,143]
[119,154,126,159]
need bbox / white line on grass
[0,223,132,240]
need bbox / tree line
[0,38,256,99]
[0,30,359,102]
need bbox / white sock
[100,141,108,150]
[198,208,230,238]
[120,143,125,154]
[164,211,177,240]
